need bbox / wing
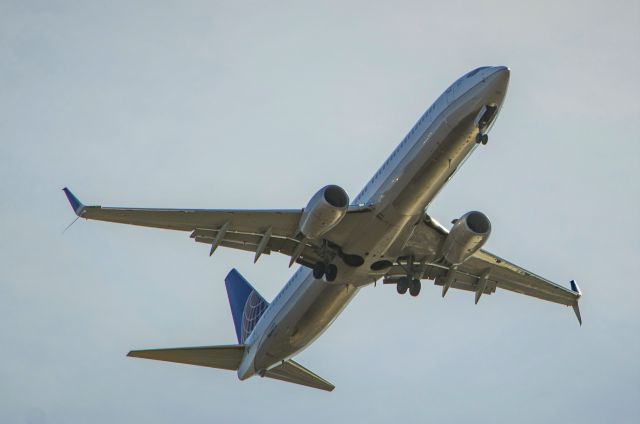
[385,214,583,323]
[62,188,371,266]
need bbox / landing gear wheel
[397,277,409,295]
[409,279,421,297]
[475,133,484,144]
[325,264,338,282]
[313,262,326,279]
[481,134,488,145]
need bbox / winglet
[570,280,582,326]
[62,187,85,216]
[570,280,581,297]
[572,302,582,326]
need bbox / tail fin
[225,269,269,344]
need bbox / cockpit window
[466,66,489,78]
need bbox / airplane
[63,66,582,392]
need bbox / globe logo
[241,290,268,343]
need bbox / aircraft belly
[254,279,358,368]
[288,282,358,348]
[341,109,479,263]
[391,109,478,216]
[250,71,506,373]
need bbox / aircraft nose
[483,66,510,102]
[489,66,510,89]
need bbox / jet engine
[441,211,491,265]
[298,185,349,239]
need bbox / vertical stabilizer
[224,269,269,343]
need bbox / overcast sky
[1,1,639,423]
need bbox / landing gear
[394,256,424,297]
[396,277,421,296]
[313,262,325,279]
[474,105,497,144]
[475,133,488,145]
[313,261,338,282]
[397,277,409,294]
[325,264,338,282]
[409,279,421,297]
[310,238,342,282]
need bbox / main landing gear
[396,277,421,297]
[310,239,363,282]
[313,262,338,282]
[393,255,423,297]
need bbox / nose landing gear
[475,132,488,145]
[474,104,496,145]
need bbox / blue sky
[1,1,639,423]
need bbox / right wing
[455,250,581,308]
[385,214,583,323]
[62,188,372,266]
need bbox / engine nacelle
[298,185,349,239]
[441,211,491,265]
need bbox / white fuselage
[238,66,510,380]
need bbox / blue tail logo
[224,269,269,344]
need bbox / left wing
[385,215,583,324]
[62,188,370,266]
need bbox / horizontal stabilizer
[265,360,335,392]
[127,345,245,371]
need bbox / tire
[409,279,421,297]
[481,134,488,145]
[397,277,409,294]
[313,262,325,279]
[325,264,338,282]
